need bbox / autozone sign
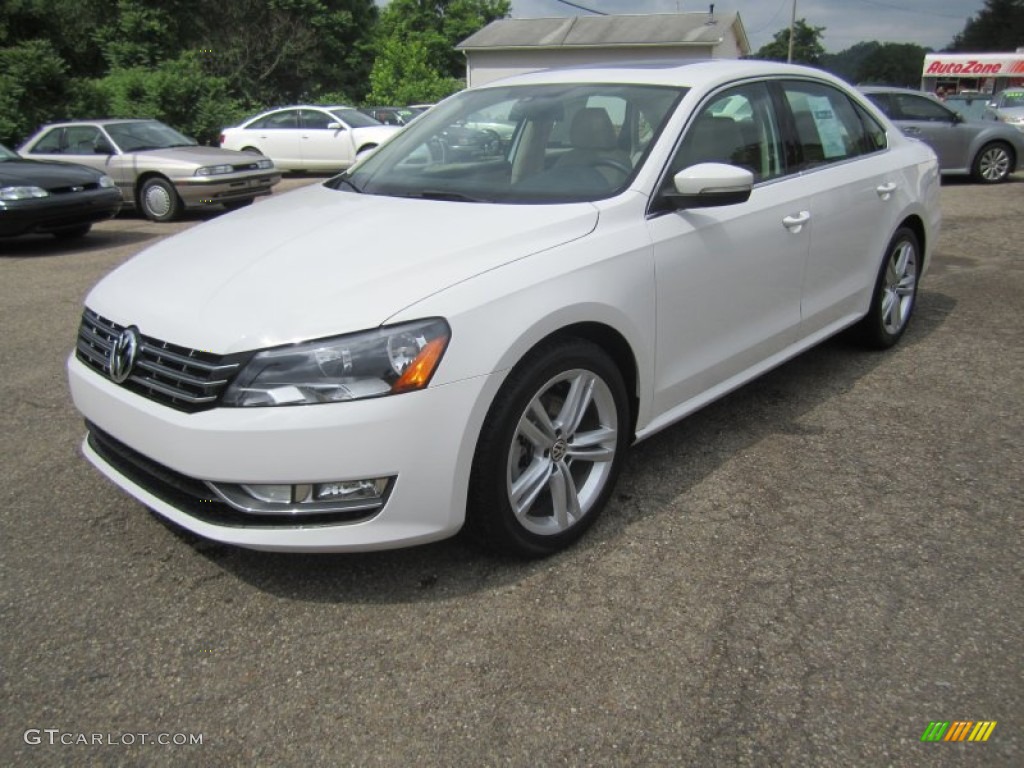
[924,55,1024,76]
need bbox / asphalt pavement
[1,174,1021,767]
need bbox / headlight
[195,164,234,176]
[99,175,115,188]
[256,158,274,169]
[0,185,49,200]
[222,318,451,407]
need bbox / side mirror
[663,163,753,209]
[327,122,344,131]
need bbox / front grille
[50,181,102,194]
[76,308,249,413]
[86,422,378,528]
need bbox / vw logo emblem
[109,326,140,384]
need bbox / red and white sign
[923,53,1024,77]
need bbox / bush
[94,52,246,144]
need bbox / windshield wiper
[412,190,488,203]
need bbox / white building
[457,12,751,89]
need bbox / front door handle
[876,182,897,200]
[782,211,811,233]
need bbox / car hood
[86,183,599,353]
[350,125,402,144]
[137,145,267,166]
[0,159,102,187]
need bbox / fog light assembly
[207,477,394,517]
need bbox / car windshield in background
[105,121,195,152]
[995,90,1024,107]
[334,83,685,204]
[329,108,384,128]
[945,95,994,120]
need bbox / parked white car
[70,60,940,557]
[219,105,401,172]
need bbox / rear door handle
[876,182,897,200]
[782,211,811,233]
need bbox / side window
[669,82,783,183]
[301,110,334,130]
[853,101,887,152]
[251,111,299,130]
[893,94,953,122]
[782,81,875,168]
[63,126,103,155]
[28,128,63,154]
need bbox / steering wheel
[592,158,633,180]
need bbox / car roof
[858,85,930,95]
[481,59,853,91]
[34,118,160,127]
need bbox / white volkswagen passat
[69,60,940,557]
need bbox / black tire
[972,141,1012,184]
[465,338,629,558]
[223,198,254,212]
[52,223,91,239]
[138,177,181,222]
[854,226,920,349]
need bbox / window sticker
[806,95,848,158]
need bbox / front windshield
[330,108,384,128]
[105,121,194,152]
[997,90,1024,108]
[0,143,18,160]
[334,82,685,204]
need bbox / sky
[508,0,990,53]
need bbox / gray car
[988,88,1024,133]
[861,86,1024,183]
[18,119,282,221]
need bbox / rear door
[779,80,904,335]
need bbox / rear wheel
[139,177,181,222]
[972,142,1012,183]
[854,226,920,349]
[466,338,629,557]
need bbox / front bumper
[0,189,122,236]
[174,172,282,208]
[69,355,490,551]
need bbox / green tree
[754,19,826,66]
[949,0,1024,51]
[366,36,463,105]
[368,0,508,105]
[189,0,379,106]
[0,39,71,145]
[854,43,928,87]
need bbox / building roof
[457,13,749,55]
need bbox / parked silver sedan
[861,86,1024,183]
[18,120,282,221]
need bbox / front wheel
[466,338,629,557]
[854,226,920,349]
[972,142,1012,183]
[139,177,181,222]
